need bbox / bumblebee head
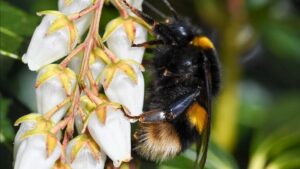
[152,17,204,46]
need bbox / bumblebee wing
[195,53,212,169]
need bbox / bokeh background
[1,0,300,169]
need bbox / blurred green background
[1,0,300,169]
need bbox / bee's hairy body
[134,18,221,162]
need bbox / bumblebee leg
[121,0,157,26]
[132,40,164,47]
[139,91,200,123]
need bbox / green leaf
[0,1,38,36]
[0,26,23,58]
[262,22,300,60]
[0,97,14,144]
[0,1,38,59]
[249,93,300,169]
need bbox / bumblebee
[121,0,221,168]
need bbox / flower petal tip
[22,54,28,63]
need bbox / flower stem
[52,86,80,134]
[87,69,99,95]
[60,43,85,67]
[82,87,102,105]
[104,45,118,63]
[44,98,71,120]
[68,3,98,21]
[78,0,104,82]
[115,0,129,18]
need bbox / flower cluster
[14,0,147,168]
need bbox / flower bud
[102,63,144,118]
[66,135,106,169]
[58,0,94,37]
[88,107,131,167]
[22,15,72,71]
[36,64,76,123]
[106,21,147,63]
[14,135,61,169]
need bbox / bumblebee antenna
[162,0,178,18]
[121,0,157,26]
[144,1,167,19]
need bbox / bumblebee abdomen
[133,122,182,162]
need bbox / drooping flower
[87,105,131,167]
[22,13,76,71]
[23,0,95,71]
[100,60,145,118]
[14,135,61,169]
[103,0,147,63]
[13,122,36,160]
[105,20,147,63]
[36,64,76,123]
[14,114,61,169]
[66,134,106,169]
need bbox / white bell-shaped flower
[88,107,131,167]
[36,65,76,123]
[103,64,144,118]
[23,0,94,71]
[14,135,61,169]
[58,0,93,37]
[106,22,147,63]
[66,135,106,169]
[14,114,61,169]
[22,15,72,71]
[13,122,35,160]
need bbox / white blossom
[14,135,61,169]
[103,64,144,118]
[88,108,131,167]
[22,15,72,71]
[106,0,147,63]
[106,22,147,63]
[36,65,76,123]
[13,122,35,160]
[23,0,94,71]
[66,136,106,169]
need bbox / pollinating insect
[121,0,221,168]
